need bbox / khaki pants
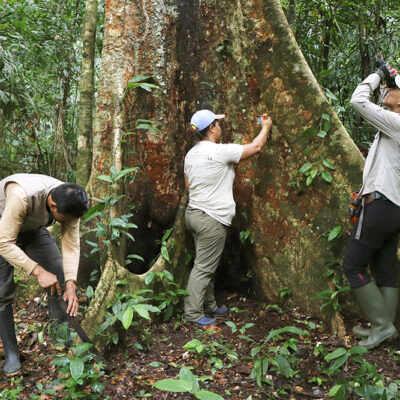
[184,207,227,322]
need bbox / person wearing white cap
[183,109,272,325]
[342,59,400,349]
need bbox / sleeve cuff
[64,271,78,283]
[363,73,381,90]
[25,261,39,276]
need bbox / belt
[364,191,388,203]
[355,191,388,240]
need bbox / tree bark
[77,0,98,187]
[83,0,366,343]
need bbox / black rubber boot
[0,306,21,376]
[48,295,71,348]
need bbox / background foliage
[282,0,400,150]
[0,0,104,180]
[1,0,400,174]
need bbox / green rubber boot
[353,283,398,349]
[352,287,398,337]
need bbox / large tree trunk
[83,0,365,343]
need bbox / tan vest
[0,174,63,232]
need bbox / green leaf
[131,304,151,320]
[85,285,94,298]
[349,345,368,355]
[322,158,335,170]
[265,326,308,343]
[183,339,204,353]
[82,202,106,222]
[72,342,94,356]
[273,354,293,378]
[299,162,313,174]
[328,226,342,241]
[330,353,349,370]
[144,271,155,286]
[162,227,174,242]
[329,384,343,396]
[51,356,69,367]
[91,381,105,393]
[122,307,133,329]
[321,170,332,183]
[70,359,84,380]
[129,75,152,83]
[179,367,199,391]
[321,113,330,121]
[114,167,137,181]
[251,346,261,358]
[225,321,237,333]
[306,175,314,186]
[127,254,144,262]
[303,127,316,137]
[97,174,113,183]
[325,88,338,101]
[317,130,327,138]
[161,245,170,263]
[149,361,163,367]
[153,379,191,393]
[195,390,224,400]
[324,347,347,362]
[319,70,332,77]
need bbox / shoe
[192,317,216,326]
[213,306,228,316]
[353,283,398,350]
[353,287,398,337]
[0,306,21,376]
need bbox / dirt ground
[0,293,399,399]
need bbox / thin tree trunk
[52,74,73,180]
[77,0,98,187]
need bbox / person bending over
[0,174,88,375]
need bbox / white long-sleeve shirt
[350,73,400,205]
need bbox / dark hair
[51,183,89,218]
[188,119,217,141]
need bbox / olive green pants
[184,207,227,322]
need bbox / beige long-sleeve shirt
[0,183,80,282]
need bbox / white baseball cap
[190,110,225,132]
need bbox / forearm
[61,219,80,282]
[252,125,269,149]
[0,184,37,274]
[241,125,270,161]
[351,73,400,141]
[0,241,38,275]
[350,73,380,110]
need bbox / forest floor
[0,293,400,400]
